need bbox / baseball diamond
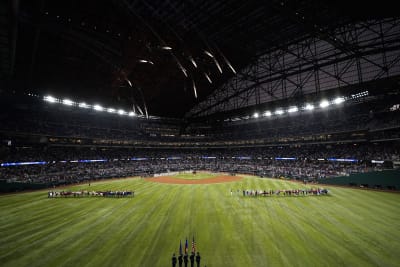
[1,1,400,266]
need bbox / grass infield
[172,172,219,180]
[0,175,399,267]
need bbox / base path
[147,175,242,184]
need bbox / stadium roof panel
[4,0,399,118]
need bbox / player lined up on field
[48,190,134,198]
[230,188,328,196]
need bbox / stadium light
[62,99,74,106]
[44,95,57,103]
[107,108,116,113]
[304,103,314,110]
[78,102,89,108]
[275,109,284,115]
[204,50,214,58]
[253,112,259,118]
[128,111,136,117]
[93,104,104,111]
[190,57,198,68]
[139,59,154,65]
[204,73,212,83]
[288,106,298,113]
[319,100,330,108]
[161,46,172,50]
[351,90,369,99]
[118,109,127,115]
[333,97,345,105]
[263,111,272,117]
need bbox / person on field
[178,253,183,267]
[195,252,201,267]
[172,253,177,267]
[183,253,189,267]
[190,252,195,267]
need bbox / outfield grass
[173,172,219,180]
[0,176,399,267]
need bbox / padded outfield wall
[318,169,400,190]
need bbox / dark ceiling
[4,0,398,118]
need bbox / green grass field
[1,175,399,267]
[172,172,219,180]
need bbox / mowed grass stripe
[0,197,110,265]
[1,178,143,266]
[42,181,165,267]
[63,199,145,267]
[312,199,385,266]
[25,199,131,264]
[136,184,184,266]
[33,200,130,267]
[0,176,400,267]
[218,183,269,266]
[0,195,104,243]
[282,196,361,266]
[211,177,400,266]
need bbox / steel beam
[187,19,400,118]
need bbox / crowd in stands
[0,92,399,186]
[186,97,400,141]
[0,142,398,185]
[1,93,399,145]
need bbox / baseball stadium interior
[1,0,400,192]
[1,1,400,266]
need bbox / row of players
[47,190,134,198]
[231,188,329,196]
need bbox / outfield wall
[0,180,48,192]
[318,169,400,190]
